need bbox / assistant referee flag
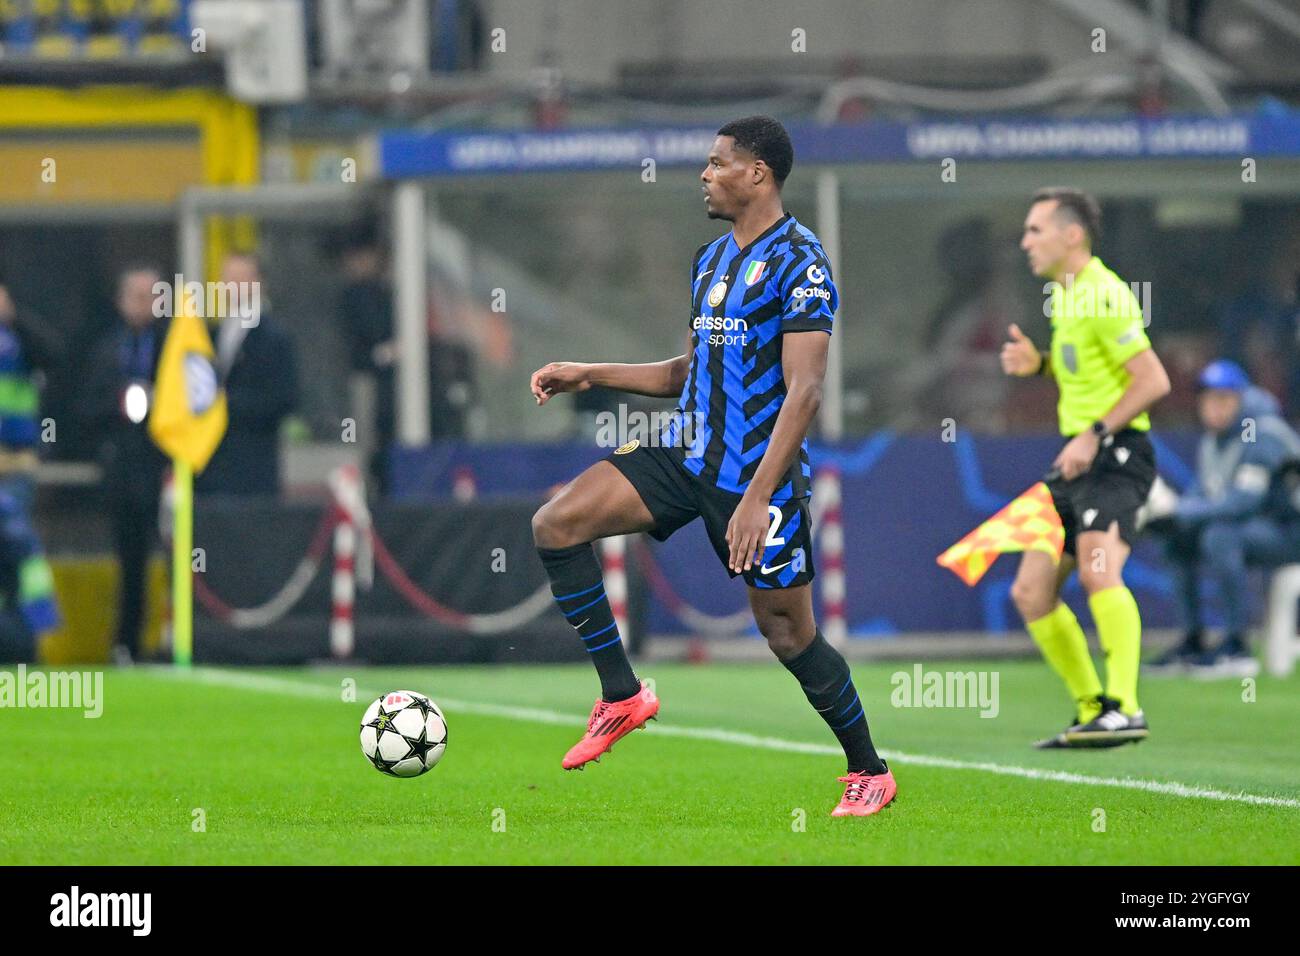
[937,482,1064,586]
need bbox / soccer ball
[359,690,448,777]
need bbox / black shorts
[1047,429,1157,557]
[604,440,815,590]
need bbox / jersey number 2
[766,505,786,550]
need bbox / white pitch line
[151,667,1300,810]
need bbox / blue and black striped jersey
[662,213,837,498]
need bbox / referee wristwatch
[1091,420,1111,442]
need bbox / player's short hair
[717,116,794,187]
[1031,187,1102,247]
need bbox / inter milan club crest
[744,260,766,286]
[707,278,728,308]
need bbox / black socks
[538,543,641,702]
[540,544,885,771]
[782,630,887,775]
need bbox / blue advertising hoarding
[377,111,1300,179]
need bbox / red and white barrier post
[816,465,848,649]
[330,513,356,659]
[599,535,631,649]
[328,464,373,660]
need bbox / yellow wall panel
[39,556,166,666]
[0,141,203,205]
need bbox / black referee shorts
[1047,429,1157,557]
[604,439,815,590]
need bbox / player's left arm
[725,331,828,573]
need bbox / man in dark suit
[197,252,297,498]
[86,264,169,664]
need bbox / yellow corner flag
[148,306,227,668]
[936,482,1064,586]
[148,309,228,472]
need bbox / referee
[1001,187,1171,749]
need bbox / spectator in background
[0,491,61,664]
[1216,234,1300,415]
[338,234,474,493]
[0,282,62,508]
[894,218,1024,431]
[196,252,297,498]
[1169,0,1211,44]
[429,0,486,72]
[1147,361,1300,676]
[0,282,63,663]
[340,234,396,491]
[85,264,169,665]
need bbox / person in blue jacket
[1149,360,1300,674]
[0,490,60,663]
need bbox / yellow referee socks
[1026,602,1103,723]
[1089,585,1142,715]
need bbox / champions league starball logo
[183,352,219,415]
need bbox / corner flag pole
[173,459,193,668]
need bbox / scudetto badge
[615,440,640,455]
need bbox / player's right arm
[530,334,691,406]
[1000,323,1051,378]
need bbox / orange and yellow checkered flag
[936,482,1064,586]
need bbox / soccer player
[1001,187,1171,748]
[529,116,895,817]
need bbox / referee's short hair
[1032,187,1101,247]
[718,116,794,187]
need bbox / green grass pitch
[2,660,1296,865]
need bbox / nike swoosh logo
[574,619,590,629]
[760,561,792,575]
[694,270,712,281]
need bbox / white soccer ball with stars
[360,690,448,777]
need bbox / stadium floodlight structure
[189,0,309,103]
[318,0,431,80]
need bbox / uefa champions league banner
[389,431,1202,638]
[376,111,1300,178]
